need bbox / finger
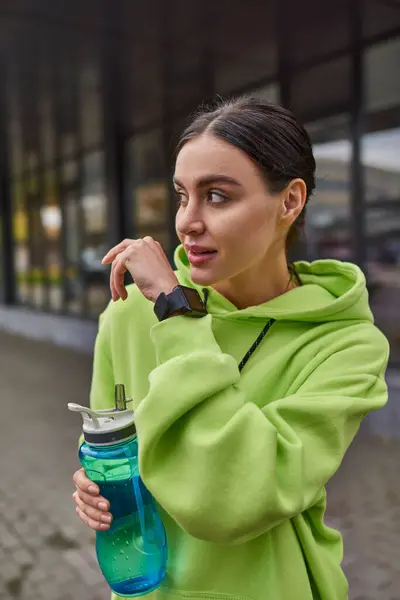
[102,239,135,264]
[72,468,100,496]
[110,260,118,302]
[74,491,113,526]
[114,256,128,301]
[112,254,128,301]
[75,505,111,531]
[143,236,155,245]
[73,487,110,512]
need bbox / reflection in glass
[24,173,47,309]
[80,63,103,149]
[250,83,280,104]
[8,84,24,176]
[136,182,168,228]
[43,171,63,311]
[364,36,400,363]
[126,130,170,254]
[364,128,400,362]
[12,181,30,304]
[306,115,352,261]
[365,38,400,114]
[40,96,56,166]
[129,130,165,188]
[65,190,83,315]
[82,152,109,317]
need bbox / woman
[72,97,389,600]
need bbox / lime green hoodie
[90,245,389,600]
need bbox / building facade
[0,0,399,360]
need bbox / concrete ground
[0,331,399,600]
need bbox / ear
[281,179,307,227]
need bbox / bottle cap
[68,384,136,446]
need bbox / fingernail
[98,502,108,511]
[88,485,99,494]
[100,523,110,530]
[101,515,112,523]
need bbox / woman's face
[174,133,287,287]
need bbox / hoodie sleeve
[133,315,388,545]
[89,310,116,411]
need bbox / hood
[174,245,374,324]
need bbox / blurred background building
[0,0,399,361]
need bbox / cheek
[218,205,277,250]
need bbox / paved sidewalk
[0,332,110,600]
[0,331,399,600]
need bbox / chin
[189,266,218,287]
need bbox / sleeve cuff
[150,314,222,364]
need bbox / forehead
[174,134,261,183]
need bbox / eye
[175,190,187,207]
[207,190,229,205]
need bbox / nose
[176,200,205,237]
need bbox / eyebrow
[173,174,243,189]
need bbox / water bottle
[68,384,167,597]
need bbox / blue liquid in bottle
[79,436,167,597]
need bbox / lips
[185,245,216,254]
[185,246,218,266]
[189,249,216,255]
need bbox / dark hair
[176,96,316,251]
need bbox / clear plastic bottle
[69,385,167,597]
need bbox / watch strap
[154,286,207,321]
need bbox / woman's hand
[72,468,113,531]
[102,237,179,303]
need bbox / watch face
[181,287,206,312]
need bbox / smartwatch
[154,285,208,321]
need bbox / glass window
[26,173,47,309]
[80,62,103,148]
[40,95,56,165]
[12,180,30,305]
[168,0,202,36]
[214,0,277,94]
[61,158,82,315]
[365,37,400,114]
[8,82,24,176]
[61,133,78,159]
[0,214,3,303]
[43,170,63,311]
[25,151,39,176]
[250,83,280,104]
[126,130,171,255]
[285,0,350,66]
[119,39,163,130]
[64,186,83,315]
[290,57,351,119]
[362,0,400,40]
[81,152,109,317]
[305,115,352,262]
[166,32,209,114]
[9,117,24,177]
[169,115,193,158]
[363,37,400,362]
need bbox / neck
[212,253,297,310]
